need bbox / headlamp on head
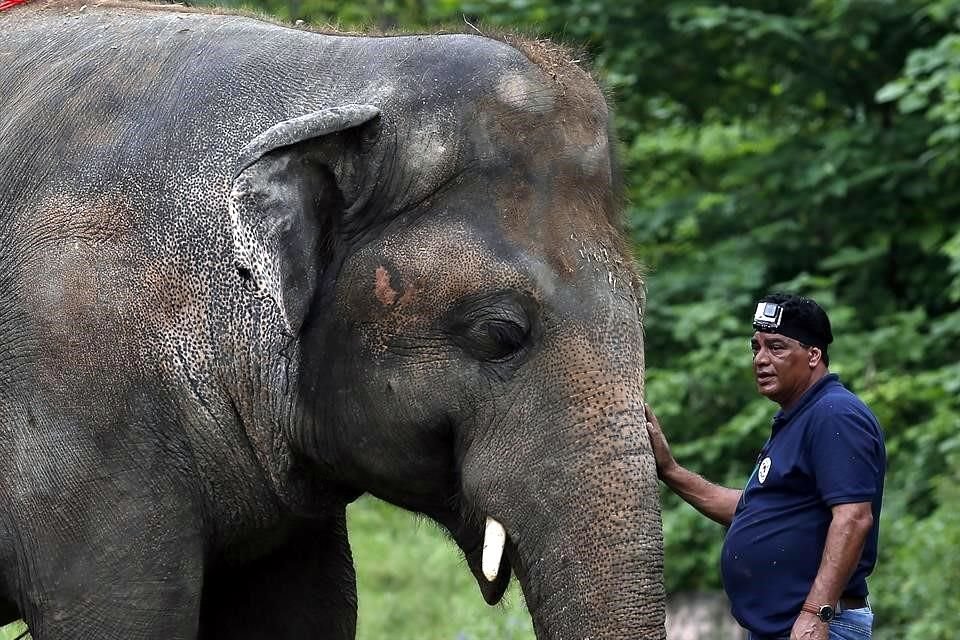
[753,302,783,332]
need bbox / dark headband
[752,301,831,349]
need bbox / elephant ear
[229,105,380,334]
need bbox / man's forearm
[662,464,742,527]
[804,502,874,607]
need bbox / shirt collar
[771,373,839,431]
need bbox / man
[645,293,885,640]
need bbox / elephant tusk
[482,516,507,582]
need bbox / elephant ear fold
[229,105,380,334]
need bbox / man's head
[750,293,833,409]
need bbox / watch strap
[801,602,834,622]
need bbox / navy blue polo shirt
[720,374,885,637]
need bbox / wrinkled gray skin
[0,2,664,639]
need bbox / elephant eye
[467,318,530,361]
[447,293,534,363]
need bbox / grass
[349,497,534,640]
[0,496,535,640]
[0,621,27,640]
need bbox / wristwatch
[801,602,835,622]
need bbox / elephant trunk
[526,411,664,639]
[451,276,664,637]
[464,401,666,639]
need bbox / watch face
[818,605,835,622]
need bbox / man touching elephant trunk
[1,3,666,639]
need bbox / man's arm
[791,501,874,639]
[644,403,742,527]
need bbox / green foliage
[876,1,960,175]
[874,460,960,640]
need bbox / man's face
[750,331,818,409]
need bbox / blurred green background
[4,1,960,639]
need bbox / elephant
[0,2,665,639]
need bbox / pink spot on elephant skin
[398,283,418,307]
[374,266,398,306]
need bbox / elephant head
[229,35,665,640]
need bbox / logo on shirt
[758,457,772,484]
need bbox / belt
[838,595,868,611]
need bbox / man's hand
[644,403,679,479]
[643,402,742,525]
[790,612,829,640]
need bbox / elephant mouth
[462,517,513,605]
[431,507,513,605]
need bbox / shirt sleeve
[807,401,884,506]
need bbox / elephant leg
[15,506,205,640]
[199,510,357,640]
[3,415,206,639]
